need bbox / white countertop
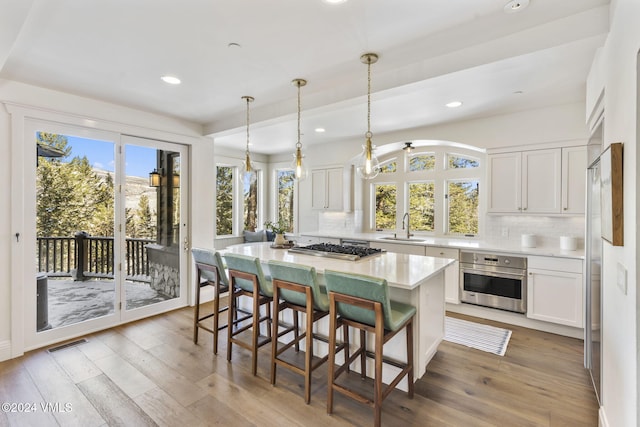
[298,232,585,260]
[221,242,454,291]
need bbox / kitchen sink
[378,236,426,242]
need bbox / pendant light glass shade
[356,132,380,179]
[242,96,257,183]
[357,53,380,179]
[291,78,308,181]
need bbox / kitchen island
[221,242,455,389]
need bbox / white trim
[0,340,11,362]
[6,102,199,357]
[598,406,608,427]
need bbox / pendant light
[291,78,308,181]
[356,53,380,179]
[242,95,257,183]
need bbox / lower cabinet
[372,241,426,255]
[424,247,460,304]
[296,235,340,245]
[527,256,583,328]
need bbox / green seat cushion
[324,269,415,331]
[191,247,228,287]
[223,253,273,297]
[267,260,329,311]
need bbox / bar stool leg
[407,318,415,399]
[212,284,220,354]
[227,288,237,363]
[327,298,337,414]
[193,281,201,344]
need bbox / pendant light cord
[296,82,302,150]
[366,58,372,139]
[245,97,251,155]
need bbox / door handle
[183,238,189,252]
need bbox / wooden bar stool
[324,269,416,427]
[224,253,273,376]
[267,260,331,404]
[191,247,231,354]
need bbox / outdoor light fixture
[291,78,308,181]
[403,142,414,153]
[356,53,380,179]
[242,95,257,183]
[149,169,161,187]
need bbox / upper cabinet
[561,146,588,214]
[311,166,351,211]
[487,146,586,215]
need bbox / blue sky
[64,135,156,178]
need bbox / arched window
[367,143,484,237]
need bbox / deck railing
[37,233,154,282]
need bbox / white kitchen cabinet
[561,146,588,214]
[424,246,460,304]
[487,152,521,213]
[371,241,425,256]
[297,235,340,245]
[311,167,346,211]
[488,147,584,215]
[527,256,583,328]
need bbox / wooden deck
[0,307,598,426]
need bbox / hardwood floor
[0,307,598,426]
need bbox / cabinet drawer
[424,246,459,260]
[528,256,582,273]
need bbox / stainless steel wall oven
[459,251,527,313]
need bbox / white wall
[0,79,211,360]
[585,1,639,425]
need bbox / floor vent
[46,338,88,353]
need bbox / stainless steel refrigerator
[585,125,603,405]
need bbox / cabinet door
[527,268,583,327]
[311,169,327,210]
[371,242,425,255]
[326,167,344,210]
[487,152,521,213]
[522,149,562,213]
[311,168,344,210]
[425,247,460,304]
[561,146,587,214]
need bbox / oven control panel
[460,251,527,270]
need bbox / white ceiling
[0,0,609,154]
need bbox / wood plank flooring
[0,308,598,426]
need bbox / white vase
[274,233,287,245]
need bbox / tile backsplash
[318,212,585,250]
[484,215,585,249]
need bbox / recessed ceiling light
[446,101,463,108]
[504,0,529,14]
[324,0,348,4]
[315,128,326,133]
[161,75,181,85]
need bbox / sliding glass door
[25,120,188,348]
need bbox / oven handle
[460,266,526,281]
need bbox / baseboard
[598,406,608,427]
[0,340,11,362]
[446,303,584,339]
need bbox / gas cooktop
[287,243,384,261]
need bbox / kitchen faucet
[402,212,413,239]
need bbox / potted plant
[264,219,289,245]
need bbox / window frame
[366,145,484,237]
[215,156,265,238]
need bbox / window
[379,160,397,174]
[447,180,479,234]
[409,153,435,171]
[408,182,435,231]
[243,172,259,231]
[374,184,396,230]
[216,165,235,235]
[448,154,479,169]
[277,169,295,232]
[368,145,484,236]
